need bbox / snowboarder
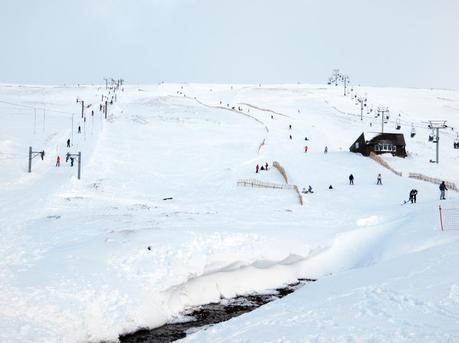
[40,151,45,160]
[289,135,292,140]
[304,145,308,153]
[265,162,268,170]
[377,173,382,185]
[260,165,265,171]
[308,185,313,193]
[329,185,333,189]
[256,164,259,173]
[304,137,309,141]
[67,138,70,148]
[70,157,74,167]
[349,174,354,185]
[440,181,448,200]
[409,189,418,203]
[289,124,292,130]
[324,146,328,154]
[78,126,81,134]
[56,155,60,167]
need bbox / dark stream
[119,278,316,343]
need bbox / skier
[265,162,268,170]
[324,146,328,154]
[377,173,382,185]
[78,126,81,134]
[256,164,259,173]
[439,181,448,200]
[56,155,60,167]
[308,185,313,193]
[289,124,292,130]
[349,174,354,185]
[409,189,418,204]
[70,157,74,167]
[304,145,308,153]
[67,138,70,148]
[91,110,94,116]
[289,135,292,140]
[304,137,309,141]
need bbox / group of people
[348,173,382,185]
[255,162,269,173]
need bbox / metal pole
[28,146,32,173]
[439,205,444,231]
[81,101,84,118]
[436,127,440,163]
[381,110,384,133]
[360,102,363,121]
[77,152,81,179]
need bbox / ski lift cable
[0,99,75,115]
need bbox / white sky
[0,0,458,88]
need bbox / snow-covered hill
[1,83,458,342]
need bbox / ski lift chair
[454,137,459,149]
[410,125,416,138]
[396,118,401,130]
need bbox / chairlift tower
[76,98,85,118]
[428,120,448,164]
[357,96,367,120]
[28,146,45,173]
[66,152,82,179]
[332,69,340,86]
[377,106,389,133]
[342,75,350,96]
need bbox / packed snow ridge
[1,83,459,342]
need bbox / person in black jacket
[409,189,418,203]
[440,181,448,200]
[349,174,354,185]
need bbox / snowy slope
[0,83,459,342]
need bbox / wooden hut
[350,132,407,157]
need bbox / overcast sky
[1,0,458,89]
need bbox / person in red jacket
[256,164,259,173]
[304,145,308,153]
[56,155,60,167]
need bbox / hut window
[355,142,359,149]
[377,144,396,152]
